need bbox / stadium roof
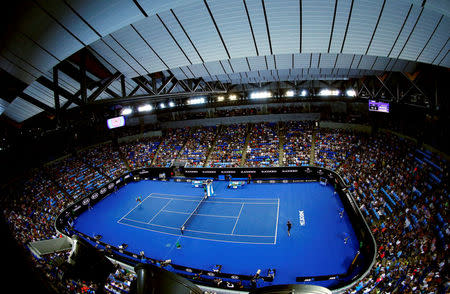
[0,0,449,122]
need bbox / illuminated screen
[107,116,125,129]
[369,100,389,113]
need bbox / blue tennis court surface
[118,193,278,244]
[73,180,359,287]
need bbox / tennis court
[73,179,360,287]
[117,193,279,244]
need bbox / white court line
[118,192,155,222]
[150,195,276,205]
[153,192,278,201]
[147,199,172,224]
[116,221,275,245]
[274,198,280,244]
[119,217,275,238]
[147,194,277,205]
[162,210,238,219]
[231,203,244,235]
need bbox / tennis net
[180,195,208,234]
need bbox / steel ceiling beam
[87,72,122,102]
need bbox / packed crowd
[314,128,359,170]
[214,107,259,117]
[282,121,314,166]
[79,143,128,179]
[179,126,217,167]
[2,169,68,244]
[152,128,190,167]
[120,137,161,169]
[46,157,109,200]
[206,124,248,167]
[336,132,449,293]
[1,121,448,293]
[245,122,280,167]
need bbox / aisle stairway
[204,125,223,167]
[310,127,317,166]
[278,122,285,166]
[240,123,252,167]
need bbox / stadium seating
[1,121,448,293]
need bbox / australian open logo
[140,170,149,174]
[231,275,240,280]
[262,170,277,173]
[124,174,130,179]
[207,272,215,277]
[185,268,193,273]
[317,169,324,175]
[203,171,216,173]
[305,168,312,173]
[82,198,90,205]
[185,170,198,173]
[91,193,99,200]
[115,179,121,184]
[282,169,297,173]
[108,183,115,189]
[241,170,256,173]
[221,170,235,173]
[100,187,107,194]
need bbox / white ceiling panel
[372,57,390,71]
[0,99,9,116]
[188,64,210,78]
[302,0,334,53]
[343,0,384,55]
[229,58,250,73]
[4,97,43,122]
[266,55,276,70]
[319,53,337,68]
[220,60,233,74]
[137,0,200,15]
[180,66,195,79]
[433,40,449,66]
[351,55,363,68]
[311,54,320,68]
[102,35,149,77]
[111,26,167,75]
[132,16,190,69]
[438,51,450,67]
[0,55,37,85]
[265,0,300,54]
[418,18,450,64]
[389,6,423,58]
[328,0,353,53]
[358,55,377,69]
[294,53,310,68]
[150,11,203,65]
[245,0,271,56]
[247,56,267,71]
[400,9,442,61]
[275,54,292,69]
[1,50,43,79]
[69,0,144,37]
[368,0,412,57]
[172,1,228,62]
[207,0,256,59]
[2,33,59,77]
[15,2,83,61]
[204,61,226,76]
[89,40,137,77]
[35,0,99,45]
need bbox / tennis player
[287,220,292,236]
[136,195,142,204]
